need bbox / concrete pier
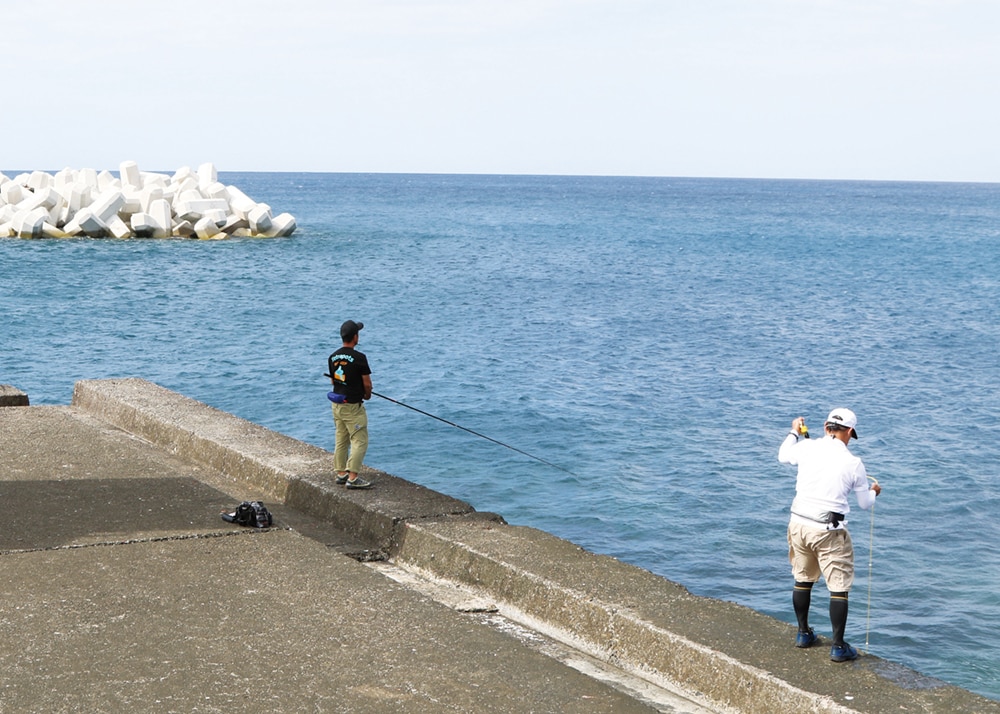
[1,378,996,713]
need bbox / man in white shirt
[778,408,882,662]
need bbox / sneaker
[795,628,817,648]
[830,642,859,662]
[345,477,373,490]
[335,473,349,485]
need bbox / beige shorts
[787,521,855,592]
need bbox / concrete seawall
[4,378,996,713]
[69,378,485,556]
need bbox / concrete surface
[1,378,996,713]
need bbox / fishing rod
[372,391,577,476]
[324,374,575,476]
[864,474,879,654]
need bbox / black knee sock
[793,581,814,631]
[830,591,849,645]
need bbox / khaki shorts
[787,521,855,592]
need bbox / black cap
[340,320,364,340]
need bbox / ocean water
[2,172,999,701]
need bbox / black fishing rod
[372,391,576,476]
[325,375,575,475]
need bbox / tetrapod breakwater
[0,161,295,240]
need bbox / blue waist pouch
[327,391,347,404]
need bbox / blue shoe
[795,628,817,648]
[335,473,349,485]
[346,477,373,490]
[830,642,859,662]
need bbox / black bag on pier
[222,501,273,528]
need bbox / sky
[3,0,998,182]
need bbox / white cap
[826,408,859,438]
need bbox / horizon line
[3,167,999,187]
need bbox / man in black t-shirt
[327,319,373,489]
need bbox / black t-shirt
[328,347,371,403]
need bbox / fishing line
[324,375,576,476]
[864,475,879,654]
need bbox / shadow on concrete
[0,477,234,552]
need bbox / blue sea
[2,172,999,701]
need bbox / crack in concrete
[0,527,288,556]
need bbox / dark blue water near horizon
[3,172,999,701]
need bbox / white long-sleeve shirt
[778,433,876,529]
